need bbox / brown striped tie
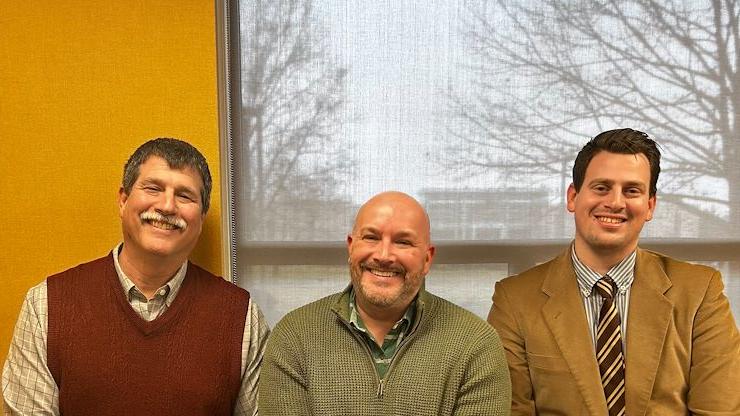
[595,276,626,416]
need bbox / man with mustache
[2,138,269,415]
[488,129,740,415]
[259,191,511,416]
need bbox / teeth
[597,216,623,224]
[140,211,186,230]
[150,220,177,230]
[368,269,399,277]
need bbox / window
[218,0,740,325]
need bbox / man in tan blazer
[488,128,740,415]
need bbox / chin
[590,237,632,252]
[140,241,179,257]
[359,285,403,308]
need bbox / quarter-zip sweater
[260,286,511,416]
[46,254,249,416]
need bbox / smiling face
[567,151,656,267]
[347,193,435,313]
[118,156,205,266]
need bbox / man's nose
[606,189,626,210]
[155,190,176,214]
[373,239,395,264]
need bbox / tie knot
[594,276,616,299]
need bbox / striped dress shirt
[571,247,635,355]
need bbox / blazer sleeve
[488,281,537,415]
[686,270,740,415]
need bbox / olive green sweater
[260,287,511,415]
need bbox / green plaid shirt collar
[348,289,415,379]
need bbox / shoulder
[46,255,113,285]
[495,253,565,294]
[421,291,500,342]
[417,292,507,374]
[18,279,48,317]
[274,292,342,331]
[187,261,250,298]
[266,292,343,353]
[638,249,718,288]
[639,248,716,273]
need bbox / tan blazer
[488,247,740,415]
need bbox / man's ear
[346,234,354,251]
[566,183,577,213]
[423,244,436,275]
[118,187,128,214]
[646,194,657,221]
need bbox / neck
[118,246,184,299]
[573,240,635,276]
[354,296,410,347]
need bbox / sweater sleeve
[258,317,312,416]
[453,327,512,416]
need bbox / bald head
[352,191,431,244]
[347,191,435,313]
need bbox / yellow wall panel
[0,0,222,398]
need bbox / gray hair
[122,138,212,213]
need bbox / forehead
[355,199,428,235]
[584,151,651,182]
[136,156,204,188]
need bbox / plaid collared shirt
[571,246,636,355]
[348,290,414,380]
[114,245,187,322]
[2,244,270,416]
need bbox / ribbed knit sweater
[260,287,511,415]
[46,254,249,415]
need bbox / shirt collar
[112,243,188,305]
[348,288,415,336]
[571,245,636,297]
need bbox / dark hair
[572,128,661,197]
[122,138,212,213]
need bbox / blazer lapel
[625,248,673,416]
[541,250,608,415]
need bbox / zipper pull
[377,379,384,398]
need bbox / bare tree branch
[446,0,738,226]
[239,0,348,240]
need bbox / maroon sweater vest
[46,254,250,416]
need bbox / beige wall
[0,1,222,405]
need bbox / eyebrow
[357,226,419,239]
[139,178,200,197]
[357,226,380,235]
[137,178,161,187]
[588,178,647,189]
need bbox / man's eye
[362,235,379,241]
[177,194,195,202]
[396,240,412,246]
[593,185,608,193]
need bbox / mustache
[360,261,405,275]
[140,211,187,230]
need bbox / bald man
[259,192,511,416]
